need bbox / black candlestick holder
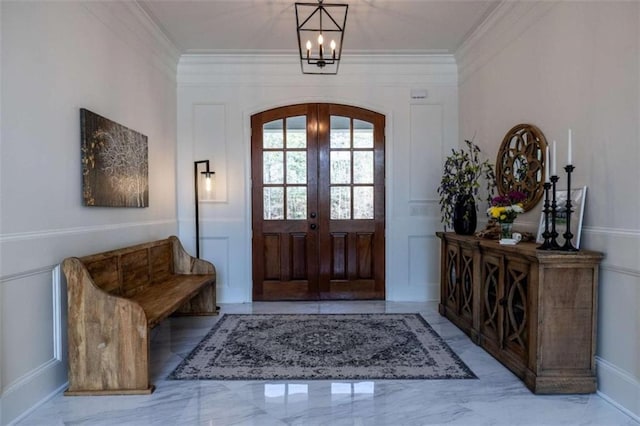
[562,164,579,251]
[536,181,554,250]
[549,175,561,249]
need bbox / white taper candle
[552,140,557,175]
[568,128,572,164]
[545,146,550,182]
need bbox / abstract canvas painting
[80,109,148,207]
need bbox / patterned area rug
[168,313,476,380]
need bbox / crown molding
[177,53,457,86]
[455,1,557,84]
[179,53,456,66]
[81,1,180,81]
[127,1,181,59]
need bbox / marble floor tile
[15,302,639,426]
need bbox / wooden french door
[251,103,385,301]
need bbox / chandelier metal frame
[295,0,348,75]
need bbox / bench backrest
[79,239,175,297]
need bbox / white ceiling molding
[455,1,558,84]
[82,1,181,81]
[177,53,457,86]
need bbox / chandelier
[295,0,348,75]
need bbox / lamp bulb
[306,40,312,50]
[317,33,324,45]
[330,40,336,50]
[205,174,212,192]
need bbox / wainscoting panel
[0,266,67,425]
[409,104,444,202]
[2,269,57,387]
[0,221,176,425]
[408,235,440,300]
[580,227,640,419]
[178,215,248,302]
[201,237,229,289]
[193,104,227,203]
[386,216,442,302]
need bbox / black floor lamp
[194,160,214,258]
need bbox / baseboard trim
[6,382,68,426]
[597,391,640,424]
[596,356,640,421]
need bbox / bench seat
[130,274,215,328]
[62,236,217,395]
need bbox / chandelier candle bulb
[331,40,336,59]
[306,40,311,59]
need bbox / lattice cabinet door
[459,247,475,326]
[480,253,503,348]
[444,242,460,314]
[502,258,531,365]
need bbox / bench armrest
[169,235,217,276]
[62,257,150,393]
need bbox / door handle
[310,223,317,230]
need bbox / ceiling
[138,0,500,55]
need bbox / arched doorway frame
[247,101,389,300]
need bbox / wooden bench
[61,236,217,395]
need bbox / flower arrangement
[487,190,527,223]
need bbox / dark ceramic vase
[453,196,477,235]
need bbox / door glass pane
[286,116,307,148]
[353,151,373,184]
[263,187,284,220]
[287,187,307,220]
[353,119,374,148]
[330,115,350,148]
[331,186,351,219]
[354,186,374,219]
[286,151,306,184]
[330,151,351,184]
[263,151,284,184]
[263,119,284,148]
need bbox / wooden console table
[436,232,603,394]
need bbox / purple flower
[490,191,527,207]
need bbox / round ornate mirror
[496,123,548,211]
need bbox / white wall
[0,2,179,424]
[456,1,640,419]
[177,54,459,303]
[6,1,637,423]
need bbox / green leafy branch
[437,140,496,230]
